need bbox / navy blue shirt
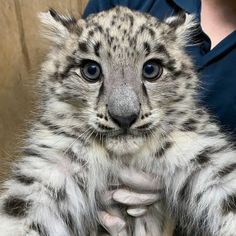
[83,0,236,139]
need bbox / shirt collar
[173,0,201,14]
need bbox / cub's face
[39,7,197,155]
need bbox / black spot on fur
[30,222,49,236]
[88,30,94,37]
[142,83,148,97]
[3,197,32,217]
[57,131,77,139]
[39,144,51,149]
[143,42,151,56]
[78,42,89,53]
[148,27,155,38]
[139,25,155,39]
[47,186,66,201]
[40,120,60,131]
[195,192,203,203]
[98,123,113,130]
[172,95,185,103]
[136,123,152,130]
[217,163,236,178]
[128,14,134,27]
[154,44,170,58]
[59,56,80,79]
[23,148,41,157]
[13,174,35,185]
[66,148,78,162]
[96,24,104,33]
[178,169,198,201]
[194,149,211,165]
[182,118,198,132]
[222,194,236,215]
[155,142,173,158]
[96,83,104,106]
[94,42,101,57]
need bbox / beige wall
[0,0,88,179]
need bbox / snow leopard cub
[0,6,236,236]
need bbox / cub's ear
[38,8,85,45]
[165,12,197,46]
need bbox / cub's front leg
[0,151,95,236]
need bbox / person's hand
[98,168,162,235]
[113,168,162,217]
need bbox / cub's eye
[80,61,101,82]
[142,60,163,81]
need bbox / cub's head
[39,7,198,156]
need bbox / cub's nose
[108,86,140,129]
[109,113,138,129]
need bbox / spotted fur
[0,6,236,236]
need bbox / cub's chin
[104,135,145,156]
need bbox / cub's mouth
[93,125,154,139]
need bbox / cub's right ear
[38,8,85,45]
[165,12,197,46]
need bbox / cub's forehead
[75,7,172,60]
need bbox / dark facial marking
[88,30,95,37]
[3,197,32,217]
[136,123,152,130]
[94,42,101,57]
[143,42,151,56]
[222,194,236,215]
[97,123,114,130]
[154,44,170,58]
[78,42,89,53]
[128,14,134,27]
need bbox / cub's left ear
[165,12,197,46]
[38,8,85,45]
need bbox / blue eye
[81,61,101,82]
[142,60,163,81]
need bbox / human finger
[98,211,126,235]
[113,189,160,206]
[119,169,160,192]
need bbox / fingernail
[127,207,147,217]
